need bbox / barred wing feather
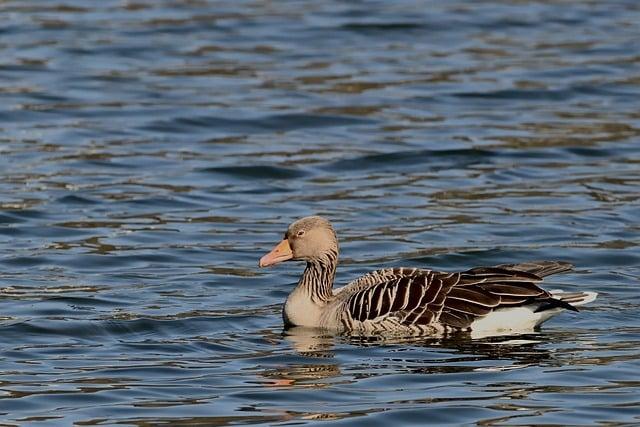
[344,266,558,330]
[345,270,458,326]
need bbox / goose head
[259,216,338,267]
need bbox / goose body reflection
[270,326,564,388]
[260,216,597,336]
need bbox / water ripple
[0,0,639,425]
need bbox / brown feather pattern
[344,264,571,330]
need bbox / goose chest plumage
[259,216,597,336]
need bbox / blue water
[1,0,639,425]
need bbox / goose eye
[296,230,305,237]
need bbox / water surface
[1,0,639,425]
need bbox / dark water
[1,0,639,425]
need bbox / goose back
[337,265,568,333]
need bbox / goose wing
[343,265,568,330]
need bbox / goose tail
[549,290,598,307]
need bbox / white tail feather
[470,290,597,338]
[550,290,598,306]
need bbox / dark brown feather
[443,298,493,316]
[377,283,392,318]
[405,278,425,311]
[370,282,386,319]
[496,294,535,305]
[479,282,547,297]
[345,262,572,330]
[463,267,542,281]
[438,309,474,328]
[494,261,573,277]
[447,286,501,308]
[390,279,410,311]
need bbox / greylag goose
[259,216,597,336]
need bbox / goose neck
[299,255,336,303]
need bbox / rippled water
[1,0,639,425]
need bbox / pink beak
[259,239,293,267]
